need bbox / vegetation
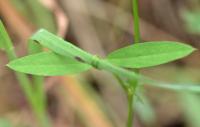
[0,0,200,127]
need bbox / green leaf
[107,41,196,68]
[28,39,43,55]
[137,71,200,93]
[8,51,91,76]
[29,29,141,81]
[0,20,12,50]
[145,82,200,93]
[31,29,93,62]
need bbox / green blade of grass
[28,39,48,126]
[0,21,33,99]
[0,21,50,127]
[135,91,155,125]
[11,0,56,33]
[0,20,15,60]
[28,39,45,104]
[25,0,56,33]
[179,93,200,127]
[141,79,200,93]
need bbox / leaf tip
[6,63,13,70]
[188,45,197,55]
[192,47,198,52]
[6,60,18,70]
[32,28,44,35]
[38,28,47,33]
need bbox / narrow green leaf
[0,20,17,60]
[28,39,43,54]
[0,21,5,50]
[25,0,56,33]
[31,29,93,62]
[141,78,200,93]
[8,51,91,76]
[0,20,12,50]
[107,41,196,68]
[135,92,155,125]
[179,93,200,127]
[11,0,56,33]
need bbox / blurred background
[0,0,200,127]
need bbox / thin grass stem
[126,0,141,126]
[132,0,141,44]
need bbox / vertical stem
[0,21,50,127]
[126,0,141,127]
[28,40,50,127]
[0,21,34,102]
[132,0,141,44]
[127,92,134,127]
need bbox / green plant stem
[132,0,141,44]
[126,0,141,126]
[28,40,46,109]
[30,30,200,93]
[0,21,50,127]
[113,74,136,127]
[31,30,140,82]
[35,29,140,127]
[127,92,134,127]
[28,40,50,127]
[24,0,56,33]
[114,74,129,91]
[0,21,34,103]
[31,31,144,127]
